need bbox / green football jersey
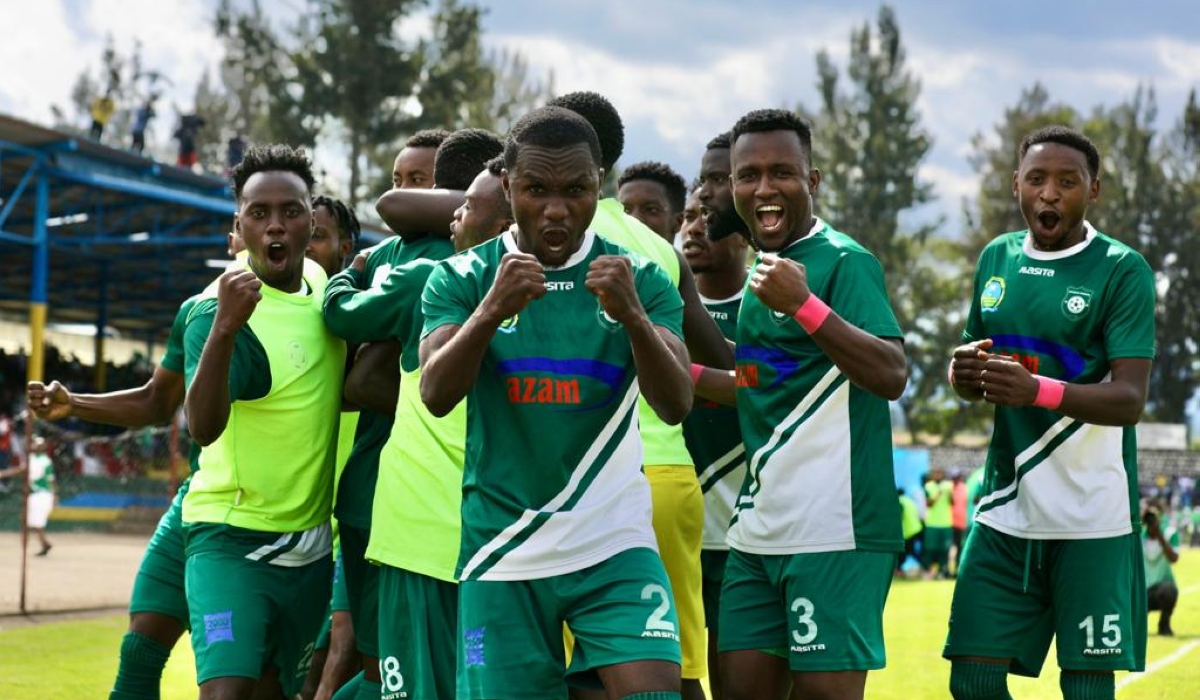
[590,198,692,468]
[363,257,466,583]
[731,219,903,555]
[422,229,685,581]
[965,224,1156,539]
[683,290,747,550]
[323,234,455,529]
[29,453,54,493]
[161,295,200,375]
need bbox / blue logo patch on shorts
[204,610,235,645]
[463,626,486,667]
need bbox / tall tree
[290,0,427,206]
[805,5,962,443]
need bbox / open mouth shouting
[1034,209,1062,236]
[756,204,785,236]
[266,241,289,270]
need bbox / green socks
[1060,671,1115,700]
[949,660,1013,700]
[108,632,172,700]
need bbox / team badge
[287,340,307,369]
[498,314,520,334]
[1061,287,1092,320]
[597,305,621,332]
[980,276,1005,313]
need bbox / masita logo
[1019,265,1055,277]
[545,280,574,291]
[981,276,1006,313]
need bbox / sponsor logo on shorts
[204,610,234,645]
[464,626,486,667]
[1083,648,1123,656]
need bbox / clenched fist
[749,254,810,315]
[214,269,262,334]
[481,253,546,324]
[26,381,72,421]
[585,255,644,326]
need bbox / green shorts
[718,547,894,672]
[943,524,1146,675]
[129,477,191,626]
[701,549,729,635]
[315,553,351,651]
[457,547,682,700]
[340,524,380,658]
[377,565,458,700]
[186,532,332,696]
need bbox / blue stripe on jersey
[990,334,1087,380]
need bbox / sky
[2,0,1199,236]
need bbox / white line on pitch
[1116,641,1200,691]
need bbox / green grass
[1,554,1198,699]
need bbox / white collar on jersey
[699,287,746,305]
[1021,221,1097,261]
[779,217,826,253]
[502,226,596,271]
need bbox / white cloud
[0,1,83,120]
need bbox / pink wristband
[689,363,705,385]
[1032,376,1065,410]
[792,294,832,334]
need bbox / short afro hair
[231,144,315,202]
[617,161,687,214]
[503,106,602,172]
[434,128,504,190]
[706,131,732,151]
[1019,125,1100,179]
[312,194,361,249]
[547,91,624,173]
[405,128,451,149]
[730,109,813,165]
[485,155,504,177]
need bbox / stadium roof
[0,112,388,345]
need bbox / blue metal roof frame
[0,113,389,342]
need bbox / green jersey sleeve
[962,247,990,344]
[182,302,271,401]
[323,267,404,344]
[828,250,902,339]
[634,260,685,342]
[160,296,197,374]
[421,257,480,339]
[1102,253,1156,360]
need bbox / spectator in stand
[90,94,116,142]
[0,414,12,468]
[174,114,205,169]
[131,97,156,155]
[1142,503,1180,636]
[950,469,969,572]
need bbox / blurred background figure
[1143,502,1180,636]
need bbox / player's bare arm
[27,367,184,428]
[375,188,465,240]
[420,252,546,416]
[692,366,738,407]
[751,253,907,400]
[345,341,401,416]
[586,254,692,425]
[949,339,994,401]
[979,355,1151,426]
[186,269,261,446]
[676,248,735,371]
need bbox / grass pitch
[2,552,1198,699]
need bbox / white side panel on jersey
[460,381,658,580]
[699,442,746,550]
[978,421,1132,540]
[727,366,856,554]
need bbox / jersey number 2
[642,584,676,632]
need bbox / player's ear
[1088,174,1101,204]
[807,167,821,195]
[1012,170,1020,198]
[501,169,511,199]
